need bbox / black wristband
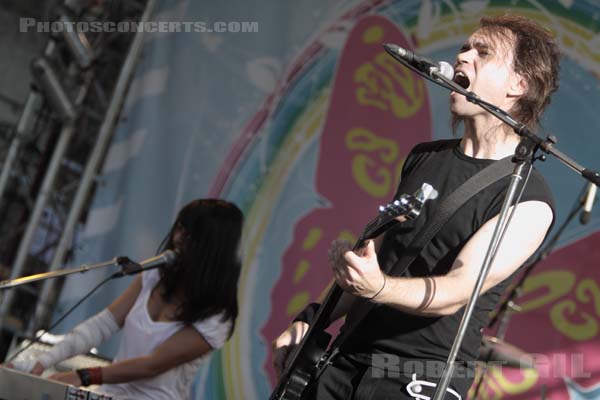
[292,302,321,325]
[76,368,91,386]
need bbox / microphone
[383,43,454,81]
[117,250,178,276]
[580,183,597,225]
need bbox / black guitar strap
[330,155,516,351]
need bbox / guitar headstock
[362,183,438,241]
[387,182,438,221]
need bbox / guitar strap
[329,154,516,352]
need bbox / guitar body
[270,285,344,400]
[270,184,437,400]
[272,329,331,400]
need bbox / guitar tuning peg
[378,205,386,212]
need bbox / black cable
[6,272,117,364]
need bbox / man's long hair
[453,15,561,132]
[158,198,243,337]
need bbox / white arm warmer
[11,309,119,372]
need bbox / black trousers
[303,353,468,400]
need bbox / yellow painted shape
[302,227,322,250]
[363,25,384,44]
[293,260,310,283]
[286,291,310,316]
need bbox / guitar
[270,183,438,400]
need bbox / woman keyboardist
[7,198,243,400]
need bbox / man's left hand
[328,239,385,298]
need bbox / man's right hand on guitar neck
[272,321,309,379]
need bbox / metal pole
[0,91,42,205]
[432,159,530,400]
[27,0,156,335]
[0,258,121,290]
[0,42,57,206]
[0,45,96,332]
[0,122,77,330]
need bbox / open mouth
[453,71,470,89]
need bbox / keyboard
[0,366,115,399]
[9,340,111,372]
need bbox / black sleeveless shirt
[342,139,554,374]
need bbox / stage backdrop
[53,1,600,399]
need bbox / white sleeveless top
[98,269,231,399]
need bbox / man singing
[273,14,559,400]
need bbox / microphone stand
[0,256,141,291]
[488,182,589,335]
[384,45,600,400]
[2,256,143,365]
[472,182,589,397]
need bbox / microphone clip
[114,256,144,277]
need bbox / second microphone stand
[471,182,592,397]
[1,254,160,365]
